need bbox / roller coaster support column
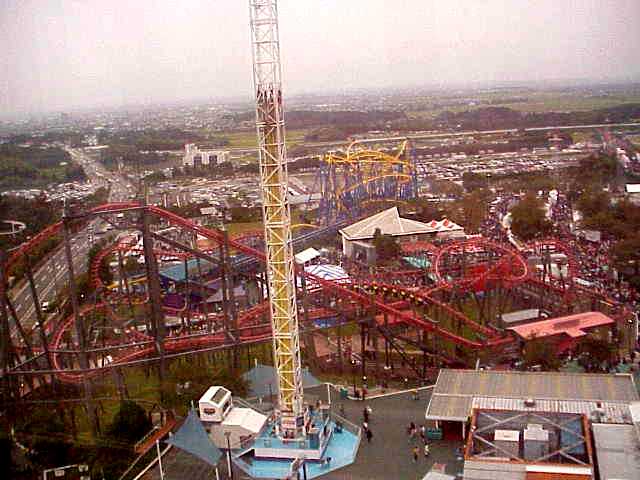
[383,312,391,371]
[360,322,366,385]
[117,250,135,323]
[62,209,98,437]
[24,254,53,371]
[183,257,191,333]
[0,250,18,407]
[250,0,305,437]
[141,207,166,388]
[220,228,238,369]
[298,273,317,366]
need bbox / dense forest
[0,145,85,190]
[435,104,640,131]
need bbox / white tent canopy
[295,247,321,264]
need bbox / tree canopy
[161,359,249,411]
[510,194,552,241]
[107,401,151,443]
[372,228,400,262]
[523,338,561,371]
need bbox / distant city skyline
[2,0,639,116]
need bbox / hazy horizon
[2,0,639,116]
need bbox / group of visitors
[362,405,373,443]
[407,421,430,462]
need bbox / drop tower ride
[249,0,306,439]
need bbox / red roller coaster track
[10,202,630,384]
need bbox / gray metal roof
[500,309,540,325]
[472,396,632,424]
[426,369,639,422]
[340,207,460,241]
[592,424,640,480]
[463,460,526,480]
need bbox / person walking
[412,445,419,463]
[420,425,426,443]
[408,421,416,443]
[363,406,369,424]
[366,428,373,443]
[424,443,430,458]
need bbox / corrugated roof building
[425,369,639,438]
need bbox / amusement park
[2,2,640,480]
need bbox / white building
[625,184,640,205]
[183,144,230,167]
[339,206,464,263]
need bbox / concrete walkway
[306,385,465,480]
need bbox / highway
[7,147,135,334]
[228,121,640,157]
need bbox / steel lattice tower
[249,0,305,436]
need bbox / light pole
[350,359,357,397]
[224,431,234,480]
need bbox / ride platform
[232,409,361,479]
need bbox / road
[8,147,135,335]
[228,121,640,156]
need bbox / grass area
[225,221,263,236]
[628,134,640,147]
[495,94,640,113]
[224,129,308,149]
[571,131,596,144]
[407,92,640,118]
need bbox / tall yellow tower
[249,0,305,438]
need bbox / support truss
[249,0,305,436]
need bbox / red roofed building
[507,312,615,354]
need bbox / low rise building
[183,143,230,167]
[339,207,464,263]
[425,369,639,440]
[426,369,640,480]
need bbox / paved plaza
[308,385,464,480]
[143,385,464,480]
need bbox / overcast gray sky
[1,0,639,115]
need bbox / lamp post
[224,432,234,480]
[350,359,357,397]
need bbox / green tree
[510,194,551,241]
[611,234,640,283]
[523,338,561,371]
[462,171,487,192]
[162,359,249,411]
[0,427,13,478]
[576,335,615,372]
[107,401,151,444]
[372,228,400,262]
[20,407,70,468]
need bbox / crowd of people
[492,190,639,350]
